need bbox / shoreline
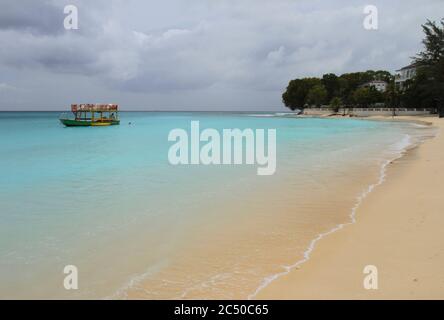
[118,116,411,300]
[255,115,443,299]
[249,154,398,299]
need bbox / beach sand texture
[257,116,444,299]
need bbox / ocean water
[0,112,433,299]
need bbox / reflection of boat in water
[59,104,120,127]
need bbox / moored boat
[59,104,120,127]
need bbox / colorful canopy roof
[71,104,118,112]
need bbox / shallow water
[0,112,433,299]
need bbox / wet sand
[121,116,432,300]
[256,116,444,299]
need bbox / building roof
[396,62,420,72]
[360,80,388,87]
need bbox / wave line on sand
[248,134,414,299]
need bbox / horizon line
[0,109,288,112]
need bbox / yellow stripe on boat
[91,122,112,126]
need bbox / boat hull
[60,119,120,127]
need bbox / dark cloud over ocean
[0,0,442,110]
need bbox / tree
[384,81,400,107]
[401,70,438,108]
[351,87,382,107]
[282,69,395,110]
[352,87,370,107]
[415,19,444,65]
[374,70,393,83]
[403,19,444,111]
[337,72,373,104]
[321,73,339,102]
[306,84,328,107]
[330,97,342,113]
[282,78,321,110]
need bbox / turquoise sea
[0,112,433,299]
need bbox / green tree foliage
[384,81,400,108]
[306,84,328,107]
[282,71,386,110]
[330,97,342,113]
[373,70,393,82]
[401,69,440,108]
[321,73,339,102]
[416,19,444,65]
[352,87,382,107]
[282,78,321,110]
[404,19,444,110]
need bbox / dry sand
[256,116,444,299]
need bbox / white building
[395,63,418,90]
[361,80,388,92]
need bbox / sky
[0,0,442,111]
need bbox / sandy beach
[256,116,444,300]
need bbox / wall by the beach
[303,107,432,117]
[302,108,335,116]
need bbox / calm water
[0,112,431,299]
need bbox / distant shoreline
[0,110,286,113]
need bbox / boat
[59,104,120,127]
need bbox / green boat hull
[60,119,120,127]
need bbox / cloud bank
[0,0,442,110]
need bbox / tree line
[282,19,444,112]
[406,19,444,110]
[282,71,392,110]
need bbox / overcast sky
[0,0,442,111]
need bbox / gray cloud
[0,0,62,35]
[0,0,443,110]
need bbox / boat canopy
[71,104,118,112]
